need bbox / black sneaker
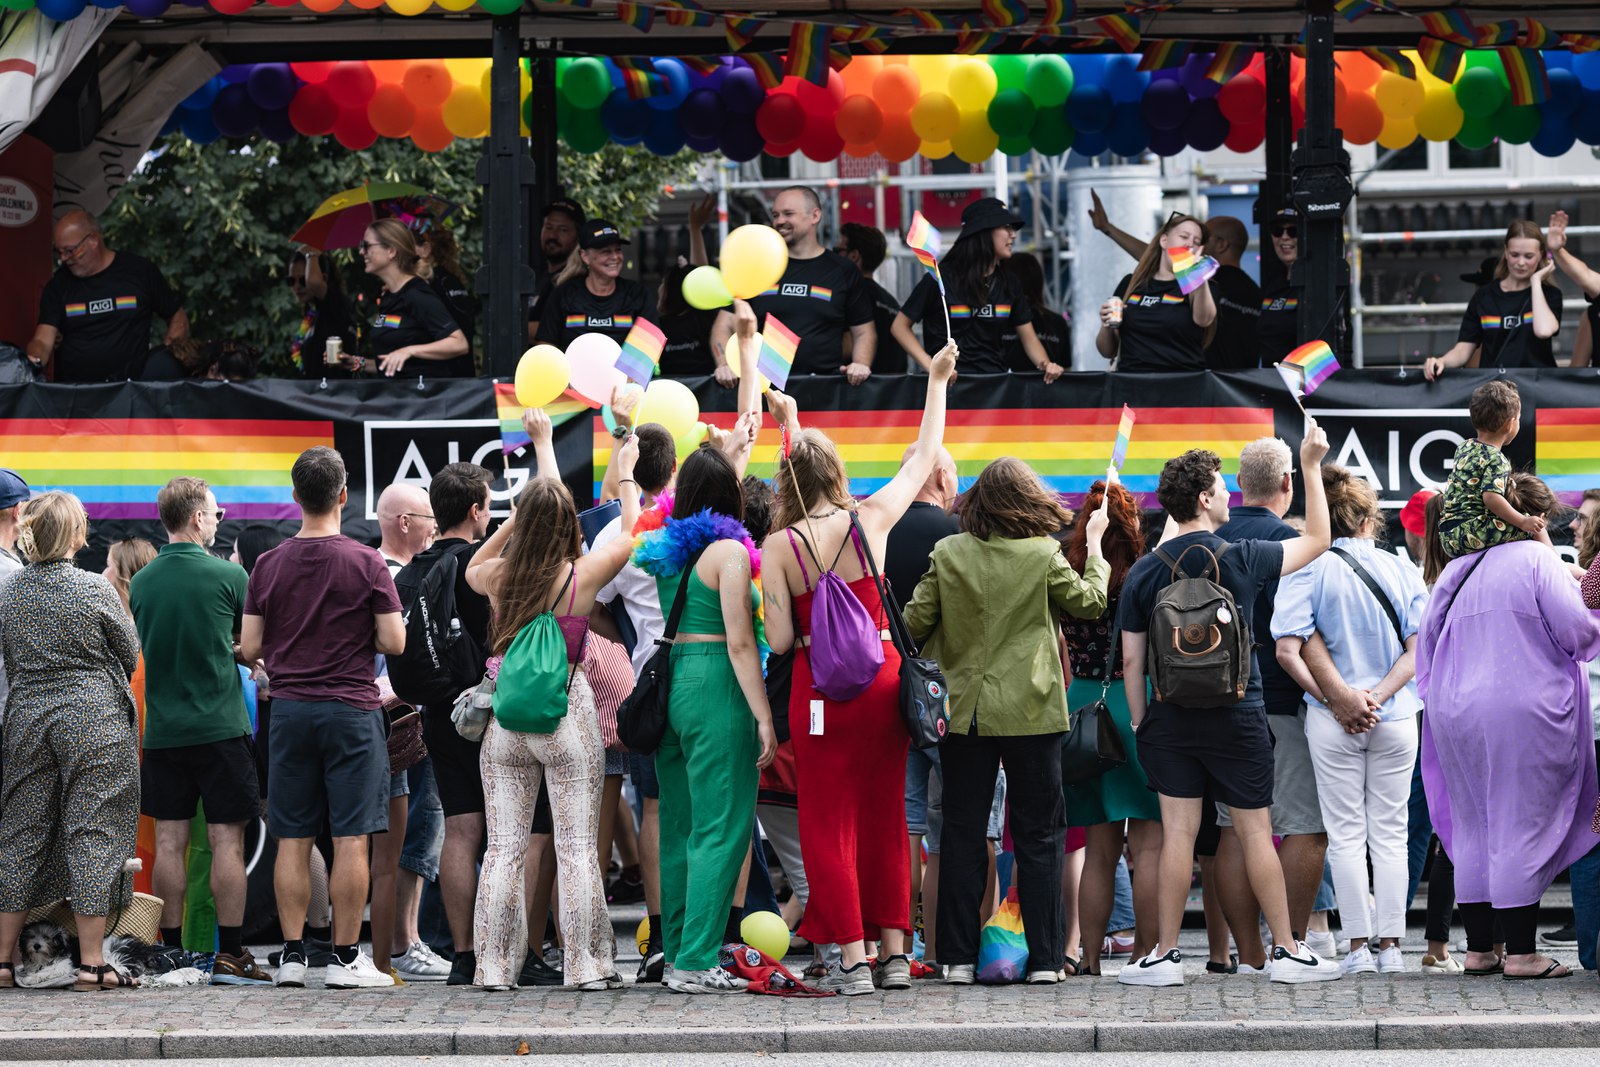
[606,875,646,905]
[447,951,476,986]
[1541,925,1579,947]
[268,939,333,968]
[517,954,564,987]
[637,947,665,984]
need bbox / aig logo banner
[362,419,528,519]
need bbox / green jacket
[903,534,1110,737]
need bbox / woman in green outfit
[632,447,777,995]
[1061,478,1160,976]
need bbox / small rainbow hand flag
[905,211,944,293]
[1110,404,1136,472]
[617,318,666,385]
[495,382,586,455]
[1167,246,1219,296]
[757,313,799,390]
[1276,339,1341,399]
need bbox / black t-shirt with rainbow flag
[1112,273,1207,372]
[903,270,1031,375]
[1456,281,1561,368]
[1256,280,1300,366]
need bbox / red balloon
[1216,74,1264,125]
[209,0,254,12]
[262,0,297,7]
[836,94,883,145]
[326,61,377,107]
[290,62,335,83]
[368,83,416,138]
[765,138,801,157]
[1338,90,1383,144]
[410,107,454,152]
[1223,120,1264,152]
[799,121,844,162]
[288,84,339,136]
[333,107,378,151]
[755,93,806,143]
[796,77,840,119]
[825,67,845,105]
[875,111,920,162]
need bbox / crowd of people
[36,183,1595,383]
[1,295,1599,992]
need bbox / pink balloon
[565,332,626,407]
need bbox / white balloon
[566,332,625,408]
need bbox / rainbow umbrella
[289,181,457,250]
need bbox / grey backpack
[1146,543,1251,707]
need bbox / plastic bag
[976,889,1027,984]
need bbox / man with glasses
[26,210,188,382]
[129,477,269,985]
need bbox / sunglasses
[359,241,390,254]
[1272,224,1299,239]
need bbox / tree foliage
[103,134,698,375]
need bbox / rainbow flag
[1523,18,1554,48]
[1536,407,1600,504]
[1137,40,1195,72]
[1564,33,1600,54]
[617,318,666,385]
[1418,10,1475,45]
[1110,404,1136,471]
[905,211,944,291]
[1362,46,1415,78]
[1499,47,1549,105]
[981,0,1027,28]
[4,417,334,520]
[592,406,1275,505]
[615,1,653,32]
[495,382,587,455]
[656,0,715,28]
[1417,37,1465,81]
[614,57,667,100]
[784,22,830,86]
[905,10,972,31]
[1206,43,1255,83]
[1334,0,1376,22]
[746,52,784,90]
[1167,246,1219,295]
[1093,12,1141,51]
[724,14,764,51]
[1040,0,1075,26]
[1476,18,1520,46]
[1279,339,1341,396]
[757,313,799,389]
[114,296,138,310]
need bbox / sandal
[1206,954,1240,975]
[0,961,13,989]
[1463,959,1504,976]
[1504,959,1571,981]
[1063,955,1080,977]
[74,964,138,991]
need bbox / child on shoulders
[1437,380,1544,559]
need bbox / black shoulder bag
[851,513,951,750]
[1061,627,1129,784]
[615,547,707,754]
[1328,546,1406,648]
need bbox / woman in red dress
[760,340,958,996]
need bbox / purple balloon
[679,88,725,139]
[258,107,297,144]
[210,83,260,138]
[1140,78,1191,132]
[1180,54,1221,100]
[1184,98,1229,151]
[720,67,765,115]
[1066,84,1114,133]
[219,64,254,85]
[125,0,172,15]
[1148,125,1187,156]
[685,131,720,152]
[246,63,296,111]
[1104,103,1149,155]
[718,116,764,162]
[644,58,690,112]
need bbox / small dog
[16,921,172,989]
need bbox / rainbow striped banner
[6,417,334,520]
[1535,407,1600,504]
[593,406,1273,503]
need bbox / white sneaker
[1270,942,1342,984]
[274,953,307,989]
[1236,963,1267,975]
[1376,946,1405,973]
[1117,947,1184,987]
[1305,930,1338,959]
[1025,969,1066,984]
[1339,945,1378,975]
[390,941,451,982]
[664,967,747,994]
[325,951,396,989]
[816,961,875,996]
[944,963,975,985]
[1420,954,1463,975]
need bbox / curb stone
[1096,1019,1375,1052]
[452,1026,782,1056]
[1378,1016,1600,1050]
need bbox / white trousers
[1304,708,1418,942]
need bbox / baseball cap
[579,219,629,250]
[958,196,1025,238]
[1399,488,1437,538]
[542,198,586,227]
[1270,207,1298,227]
[1460,255,1499,287]
[0,469,29,509]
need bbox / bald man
[28,210,188,382]
[375,483,436,575]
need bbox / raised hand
[521,406,553,446]
[929,340,959,385]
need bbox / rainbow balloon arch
[162,47,1600,161]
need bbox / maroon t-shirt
[244,535,402,709]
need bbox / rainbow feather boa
[631,508,760,579]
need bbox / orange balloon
[840,54,883,98]
[404,60,453,107]
[368,83,416,138]
[873,65,921,114]
[875,111,920,162]
[346,0,384,8]
[836,94,884,145]
[842,141,878,158]
[300,0,341,11]
[370,60,410,84]
[1339,90,1383,144]
[410,106,454,152]
[1337,50,1382,92]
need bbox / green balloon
[987,89,1037,138]
[1024,56,1074,108]
[556,93,572,134]
[0,0,33,10]
[999,133,1034,157]
[1454,111,1497,150]
[565,107,609,153]
[1494,103,1541,144]
[563,57,611,111]
[1454,67,1506,118]
[682,265,733,310]
[991,56,1029,94]
[1030,106,1074,156]
[478,0,522,13]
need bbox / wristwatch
[609,424,631,440]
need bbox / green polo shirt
[129,540,250,749]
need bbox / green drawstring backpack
[492,566,579,734]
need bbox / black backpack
[388,542,487,708]
[1145,542,1251,707]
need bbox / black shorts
[141,735,261,824]
[423,704,485,818]
[266,700,390,839]
[531,780,552,835]
[1134,703,1274,811]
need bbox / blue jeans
[1313,860,1336,913]
[1573,739,1600,971]
[400,757,444,882]
[1406,743,1432,908]
[1107,856,1136,933]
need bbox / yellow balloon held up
[726,349,772,393]
[740,911,791,961]
[514,344,570,408]
[719,224,789,300]
[635,378,700,445]
[635,917,651,955]
[682,265,734,310]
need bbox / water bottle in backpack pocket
[1145,542,1251,707]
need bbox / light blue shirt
[1271,537,1428,722]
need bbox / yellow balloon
[635,917,650,955]
[676,421,711,458]
[515,345,570,408]
[726,350,772,393]
[910,55,957,97]
[1414,86,1464,141]
[719,224,789,301]
[636,378,700,445]
[740,910,791,961]
[436,0,475,8]
[384,0,431,14]
[909,92,960,142]
[1376,112,1417,150]
[441,85,490,138]
[444,58,491,85]
[951,109,999,164]
[947,59,998,112]
[1373,72,1423,120]
[920,139,953,160]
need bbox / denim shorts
[629,750,659,800]
[905,745,940,835]
[400,756,444,882]
[924,762,1005,855]
[267,699,390,839]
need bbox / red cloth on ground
[790,576,911,946]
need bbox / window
[1448,141,1501,169]
[1383,139,1428,171]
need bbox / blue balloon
[642,110,686,154]
[157,109,182,138]
[246,63,297,111]
[1103,55,1149,104]
[1530,113,1575,157]
[1140,78,1191,131]
[181,75,223,112]
[1104,102,1150,155]
[35,0,88,20]
[1148,125,1187,156]
[601,90,651,142]
[720,67,765,115]
[684,131,720,153]
[1071,130,1109,159]
[89,0,123,10]
[1575,53,1600,92]
[219,64,253,85]
[1066,54,1107,83]
[645,58,691,112]
[679,88,725,139]
[1547,68,1582,116]
[210,83,260,138]
[258,107,297,144]
[124,0,171,15]
[1184,98,1230,151]
[718,116,764,162]
[180,107,220,145]
[1066,84,1113,132]
[1575,90,1600,144]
